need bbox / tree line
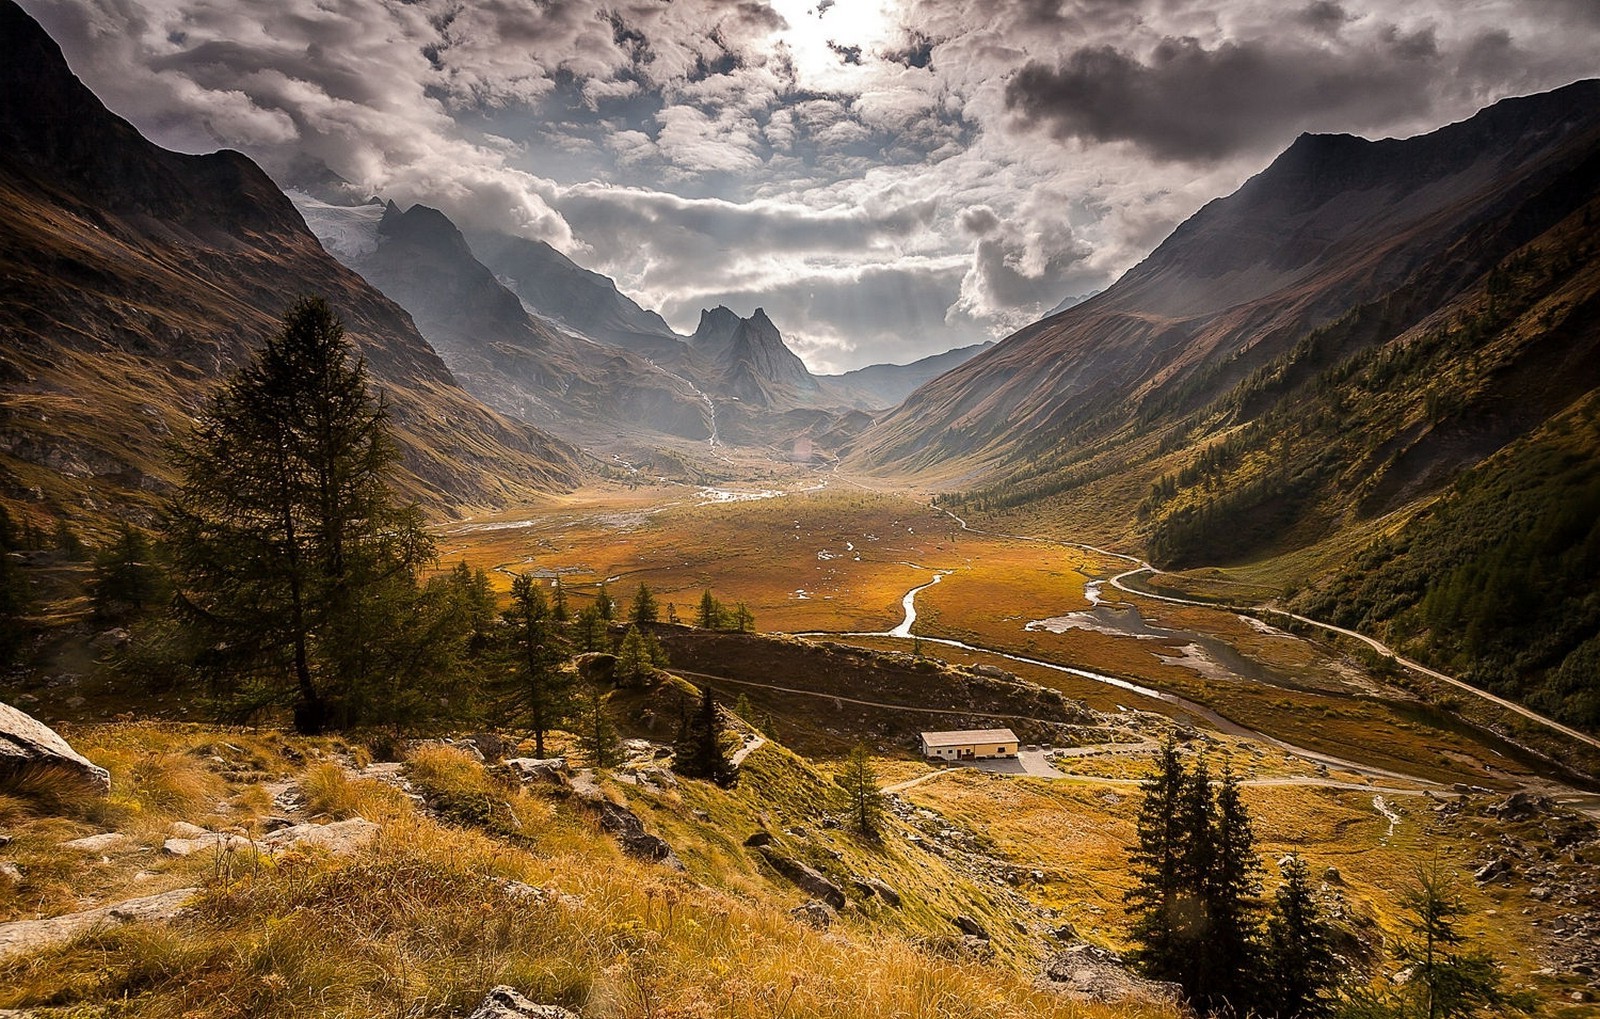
[1127,738,1530,1018]
[53,297,745,784]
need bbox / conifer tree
[732,601,754,632]
[1206,764,1263,1014]
[630,581,659,625]
[595,582,615,620]
[443,561,496,654]
[697,588,722,628]
[501,572,572,758]
[573,603,608,652]
[52,518,87,561]
[551,575,569,622]
[840,742,884,836]
[575,680,621,768]
[166,296,434,732]
[89,524,170,622]
[1127,737,1190,984]
[616,624,653,686]
[676,686,735,786]
[1392,864,1533,1019]
[1263,854,1338,1019]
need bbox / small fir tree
[551,575,569,622]
[574,680,621,769]
[573,603,609,653]
[698,588,723,628]
[676,686,735,786]
[616,624,654,686]
[89,524,171,622]
[501,572,572,758]
[731,601,754,632]
[595,582,615,620]
[630,581,659,625]
[839,742,885,836]
[1391,864,1534,1019]
[1262,854,1339,1019]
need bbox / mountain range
[852,78,1600,728]
[0,0,578,519]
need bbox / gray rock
[466,985,578,1019]
[1474,859,1509,883]
[865,878,902,908]
[1323,866,1342,884]
[0,700,111,797]
[1043,943,1184,1004]
[952,914,989,940]
[501,758,569,784]
[60,832,128,853]
[597,802,684,871]
[261,818,380,856]
[757,849,845,910]
[790,899,833,929]
[0,887,197,961]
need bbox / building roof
[919,728,1018,747]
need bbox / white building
[919,728,1019,761]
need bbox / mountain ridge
[0,0,580,520]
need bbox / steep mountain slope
[687,307,822,409]
[852,80,1600,729]
[823,342,994,410]
[468,230,684,360]
[294,196,713,441]
[0,0,579,521]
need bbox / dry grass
[0,725,1172,1019]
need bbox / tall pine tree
[676,686,735,786]
[1127,736,1190,984]
[167,296,433,732]
[1262,854,1338,1019]
[501,572,572,757]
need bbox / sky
[20,0,1600,372]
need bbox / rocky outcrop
[0,886,197,961]
[466,986,579,1019]
[0,701,110,797]
[500,758,569,784]
[756,849,845,910]
[789,900,833,929]
[1042,943,1184,1005]
[596,802,684,871]
[162,818,379,858]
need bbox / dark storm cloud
[1296,2,1353,34]
[1003,31,1444,161]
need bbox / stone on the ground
[261,817,379,856]
[163,832,256,857]
[596,802,684,870]
[0,886,197,961]
[466,985,579,1019]
[756,849,845,910]
[1043,943,1184,1004]
[743,830,773,847]
[169,821,210,838]
[790,899,833,929]
[865,878,902,908]
[60,832,128,853]
[501,758,569,784]
[952,914,989,939]
[0,700,111,797]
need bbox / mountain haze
[0,0,579,518]
[855,79,1600,728]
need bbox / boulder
[1043,943,1184,1005]
[865,879,902,908]
[163,832,257,857]
[952,914,989,940]
[501,758,569,784]
[0,700,110,797]
[790,899,833,929]
[743,830,774,848]
[466,986,579,1019]
[261,818,380,856]
[596,802,684,871]
[757,849,845,910]
[60,832,128,853]
[0,886,197,961]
